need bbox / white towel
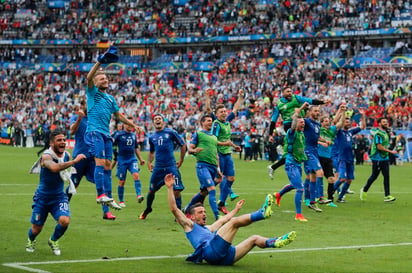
[29,148,77,195]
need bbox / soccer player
[26,129,86,255]
[67,99,116,220]
[113,116,146,207]
[205,89,243,214]
[111,123,124,169]
[273,103,310,222]
[139,114,186,220]
[301,105,336,212]
[267,87,329,179]
[165,173,296,265]
[318,104,346,207]
[183,114,222,220]
[86,46,143,210]
[333,109,366,202]
[360,117,397,202]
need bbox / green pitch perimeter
[0,146,411,272]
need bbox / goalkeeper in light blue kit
[85,45,143,210]
[66,99,116,220]
[113,116,146,207]
[26,129,86,255]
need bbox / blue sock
[339,182,350,200]
[146,192,155,210]
[220,180,233,204]
[118,185,125,202]
[309,181,317,203]
[175,196,182,210]
[304,178,310,200]
[208,189,219,220]
[104,170,112,193]
[219,177,227,204]
[334,180,343,192]
[295,189,303,214]
[316,177,324,199]
[266,237,278,248]
[51,224,68,241]
[279,184,294,196]
[28,228,36,241]
[134,180,141,196]
[94,165,105,196]
[102,204,109,214]
[250,210,265,222]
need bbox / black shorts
[319,157,334,178]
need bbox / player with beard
[165,173,296,265]
[85,46,143,211]
[26,129,86,255]
[360,118,397,202]
[333,109,366,203]
[267,87,330,179]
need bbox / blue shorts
[149,166,184,192]
[71,156,95,185]
[116,157,139,180]
[338,160,355,181]
[285,163,303,190]
[85,131,113,160]
[30,193,70,226]
[196,162,218,190]
[203,234,236,265]
[218,153,235,177]
[304,152,322,174]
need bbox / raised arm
[70,109,85,136]
[87,62,101,89]
[165,174,193,232]
[232,89,244,115]
[205,89,213,114]
[114,112,143,134]
[333,104,346,130]
[359,109,366,130]
[291,102,309,131]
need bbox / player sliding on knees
[165,173,296,265]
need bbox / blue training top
[86,86,119,135]
[149,128,185,168]
[185,223,214,263]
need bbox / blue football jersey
[70,115,90,157]
[149,128,185,168]
[303,118,321,153]
[336,127,361,162]
[114,130,139,159]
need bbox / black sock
[271,157,285,170]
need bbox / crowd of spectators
[1,0,412,40]
[1,47,411,149]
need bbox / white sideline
[3,242,412,273]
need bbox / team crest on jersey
[165,133,170,139]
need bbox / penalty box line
[3,242,412,273]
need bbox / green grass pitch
[0,145,411,272]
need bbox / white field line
[3,242,412,273]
